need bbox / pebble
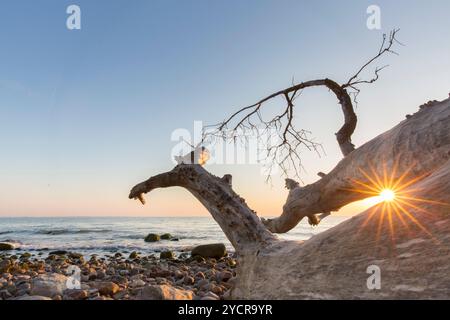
[130,279,146,288]
[93,281,120,296]
[96,270,106,279]
[129,251,139,259]
[64,289,88,300]
[211,285,223,295]
[196,279,209,289]
[201,291,220,300]
[174,270,184,279]
[183,276,195,285]
[218,270,233,282]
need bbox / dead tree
[129,29,450,298]
[130,98,450,299]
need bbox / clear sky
[0,0,449,217]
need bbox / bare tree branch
[203,29,401,180]
[343,29,401,88]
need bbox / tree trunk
[129,97,450,299]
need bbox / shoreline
[0,249,236,300]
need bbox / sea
[0,216,349,256]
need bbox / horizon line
[0,214,352,218]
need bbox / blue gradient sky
[0,0,449,216]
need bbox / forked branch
[204,29,401,179]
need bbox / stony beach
[0,240,236,300]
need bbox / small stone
[64,289,88,300]
[135,285,194,300]
[196,279,209,289]
[218,271,233,282]
[174,270,184,279]
[211,285,223,295]
[184,276,195,285]
[201,291,220,300]
[195,272,205,280]
[227,258,237,268]
[160,251,175,260]
[129,268,140,276]
[92,281,120,296]
[130,279,146,288]
[144,234,160,242]
[96,270,106,279]
[160,233,172,240]
[129,251,139,259]
[204,269,216,279]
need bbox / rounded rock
[0,243,14,251]
[160,233,172,240]
[191,243,227,259]
[160,251,175,260]
[144,234,160,242]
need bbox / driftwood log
[130,97,450,299]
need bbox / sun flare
[343,160,450,244]
[379,189,396,202]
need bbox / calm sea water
[0,216,349,256]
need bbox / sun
[379,189,396,202]
[344,160,450,244]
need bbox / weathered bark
[130,97,450,299]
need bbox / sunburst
[344,159,449,245]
